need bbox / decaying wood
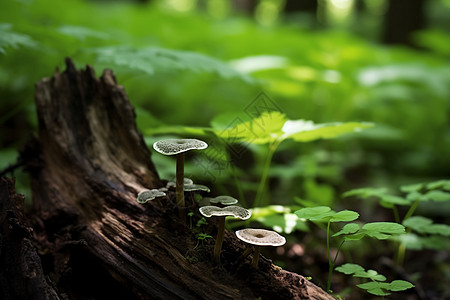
[8,58,335,299]
[0,177,59,300]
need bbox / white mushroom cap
[153,139,208,155]
[199,205,251,220]
[235,228,286,246]
[184,184,210,193]
[209,195,238,206]
[137,189,166,204]
[166,178,194,189]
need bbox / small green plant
[194,233,213,249]
[343,179,450,264]
[294,206,405,292]
[335,263,414,297]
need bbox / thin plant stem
[403,200,420,221]
[396,241,406,266]
[395,200,420,266]
[327,220,332,292]
[392,205,400,224]
[253,141,280,208]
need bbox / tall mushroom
[235,228,286,268]
[199,205,251,264]
[153,138,207,221]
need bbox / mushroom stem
[214,217,225,263]
[251,246,261,268]
[239,247,253,260]
[176,152,185,222]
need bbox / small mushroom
[153,139,208,221]
[137,189,166,204]
[199,205,251,263]
[166,178,194,189]
[209,195,238,206]
[167,178,210,193]
[184,183,210,193]
[235,228,286,268]
[198,195,238,207]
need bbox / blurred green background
[1,0,450,298]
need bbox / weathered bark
[0,177,60,300]
[12,58,335,299]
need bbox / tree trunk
[3,58,335,299]
[383,0,426,46]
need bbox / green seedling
[394,216,450,251]
[194,233,213,249]
[335,263,414,298]
[295,206,405,292]
[343,179,450,265]
[295,206,359,292]
[217,111,373,208]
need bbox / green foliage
[0,23,37,54]
[333,222,405,240]
[218,111,373,145]
[295,206,359,223]
[335,263,414,296]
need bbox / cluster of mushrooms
[137,138,286,268]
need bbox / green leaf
[332,223,360,237]
[426,180,450,191]
[357,280,414,296]
[0,23,37,54]
[356,282,391,296]
[335,263,386,281]
[335,263,365,275]
[342,187,387,199]
[330,210,359,222]
[217,112,372,145]
[400,183,424,193]
[424,190,450,202]
[87,46,253,81]
[216,111,287,144]
[402,216,450,236]
[362,222,405,240]
[288,122,374,142]
[294,206,334,222]
[388,280,415,292]
[57,25,108,41]
[379,194,412,207]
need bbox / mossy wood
[0,59,335,300]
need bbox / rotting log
[7,58,336,299]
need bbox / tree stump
[2,59,335,299]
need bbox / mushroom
[235,228,286,268]
[184,183,210,193]
[137,189,166,204]
[209,195,238,206]
[166,178,194,189]
[153,139,208,221]
[167,178,210,193]
[199,205,251,263]
[199,195,239,207]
